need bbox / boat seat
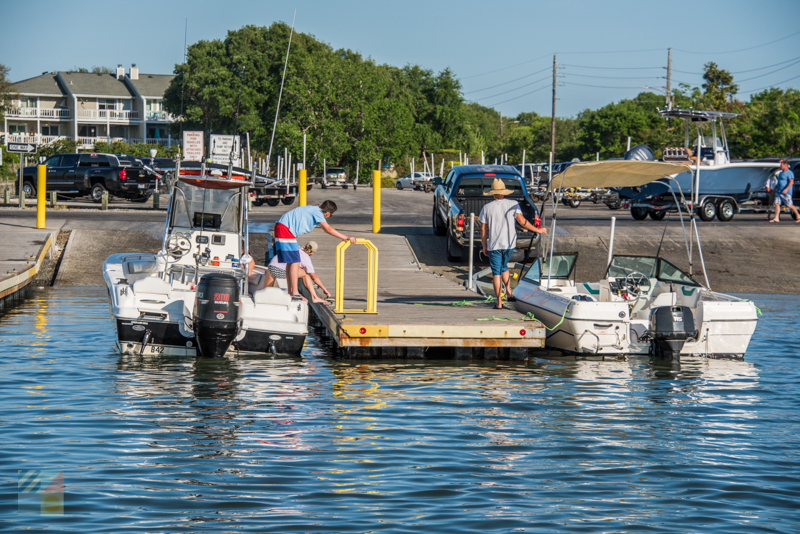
[252,286,292,306]
[125,260,159,276]
[132,276,172,296]
[649,292,677,309]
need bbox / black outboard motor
[193,273,241,358]
[649,306,698,360]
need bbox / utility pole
[665,48,672,110]
[551,54,557,159]
[499,111,503,152]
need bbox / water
[2,288,799,533]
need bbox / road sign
[209,134,241,166]
[7,143,37,154]
[182,131,204,162]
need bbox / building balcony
[6,108,71,119]
[5,134,72,145]
[76,109,140,121]
[146,138,177,146]
[145,111,174,121]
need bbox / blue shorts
[776,192,793,206]
[488,249,513,276]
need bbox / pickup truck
[16,153,157,203]
[432,165,542,262]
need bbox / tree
[71,66,115,74]
[702,62,738,110]
[0,63,17,124]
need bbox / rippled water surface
[2,288,799,532]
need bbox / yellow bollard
[299,169,307,206]
[37,164,46,228]
[372,162,381,234]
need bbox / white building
[3,64,177,149]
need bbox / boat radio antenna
[266,10,295,176]
[230,32,251,169]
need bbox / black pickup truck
[432,165,542,262]
[16,153,157,203]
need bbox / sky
[3,0,800,118]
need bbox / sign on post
[182,131,204,162]
[209,135,241,166]
[8,143,37,154]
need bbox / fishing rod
[266,10,296,176]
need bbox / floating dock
[0,225,54,312]
[301,231,545,359]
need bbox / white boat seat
[125,260,159,276]
[649,292,677,309]
[252,286,292,306]
[132,276,172,296]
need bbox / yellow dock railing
[334,239,378,314]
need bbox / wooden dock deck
[300,229,545,359]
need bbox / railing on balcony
[146,139,175,146]
[5,134,72,145]
[145,111,173,121]
[76,109,140,120]
[6,108,71,119]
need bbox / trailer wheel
[631,206,649,220]
[342,184,348,189]
[281,197,295,206]
[698,200,717,221]
[607,199,622,210]
[266,198,280,207]
[717,199,735,222]
[568,198,581,208]
[649,209,667,221]
[252,199,264,206]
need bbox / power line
[465,66,551,94]
[673,29,800,55]
[461,54,551,80]
[740,73,800,94]
[475,75,552,101]
[485,85,550,107]
[565,72,663,80]
[736,59,800,83]
[559,47,666,55]
[564,81,646,90]
[561,63,662,71]
[733,56,800,74]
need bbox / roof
[452,164,521,176]
[128,74,175,97]
[658,108,739,122]
[57,71,134,97]
[553,161,690,189]
[12,73,64,95]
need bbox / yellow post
[36,164,46,229]
[299,169,307,206]
[334,239,378,314]
[372,159,381,233]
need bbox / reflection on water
[1,288,798,533]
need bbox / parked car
[432,165,542,262]
[395,172,436,190]
[16,153,157,203]
[323,167,349,189]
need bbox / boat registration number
[147,345,164,354]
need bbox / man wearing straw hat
[480,178,547,309]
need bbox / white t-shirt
[269,250,315,273]
[479,198,522,251]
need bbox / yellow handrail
[335,239,378,314]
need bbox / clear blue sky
[3,0,799,117]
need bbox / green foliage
[37,138,78,159]
[702,62,738,110]
[0,63,17,124]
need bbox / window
[78,126,97,137]
[41,125,59,136]
[44,156,61,167]
[18,97,36,108]
[606,256,658,279]
[9,124,25,133]
[657,259,698,286]
[98,99,117,111]
[60,155,79,167]
[146,99,162,112]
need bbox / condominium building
[3,64,177,149]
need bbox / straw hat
[484,178,514,196]
[305,241,319,254]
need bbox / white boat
[103,161,308,357]
[619,109,779,221]
[512,160,758,359]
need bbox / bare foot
[312,297,327,304]
[292,294,308,303]
[769,219,780,223]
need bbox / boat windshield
[521,253,578,283]
[606,256,699,286]
[171,181,240,232]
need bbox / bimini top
[552,160,690,189]
[657,108,739,122]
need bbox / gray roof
[128,74,175,97]
[58,71,134,97]
[12,73,64,95]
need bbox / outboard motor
[193,273,241,358]
[624,144,655,161]
[649,306,698,360]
